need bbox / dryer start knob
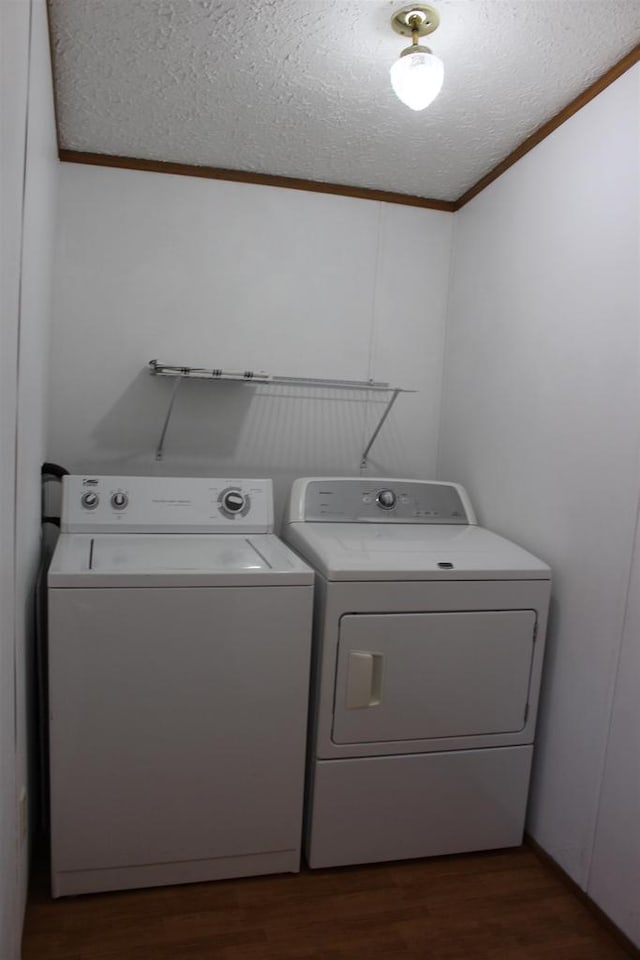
[376,489,396,510]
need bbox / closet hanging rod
[148,360,415,464]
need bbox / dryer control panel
[62,476,274,534]
[287,478,477,524]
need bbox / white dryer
[284,477,551,869]
[48,475,313,896]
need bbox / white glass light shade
[390,49,444,111]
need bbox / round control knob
[81,491,99,510]
[376,489,396,510]
[111,492,128,510]
[223,490,246,514]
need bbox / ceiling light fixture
[390,4,444,111]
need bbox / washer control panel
[62,476,274,533]
[288,478,476,525]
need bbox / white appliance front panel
[306,747,533,868]
[62,475,274,533]
[49,585,313,883]
[333,611,536,744]
[311,578,550,759]
[91,535,269,573]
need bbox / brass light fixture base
[390,4,440,38]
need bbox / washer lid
[49,533,314,587]
[92,535,270,573]
[284,523,550,581]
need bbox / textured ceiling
[49,0,640,202]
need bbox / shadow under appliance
[48,475,313,896]
[284,477,551,869]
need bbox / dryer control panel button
[376,489,396,510]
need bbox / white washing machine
[284,477,551,869]
[48,475,314,897]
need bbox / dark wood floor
[23,846,634,960]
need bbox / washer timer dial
[224,491,245,513]
[81,491,99,510]
[218,487,251,518]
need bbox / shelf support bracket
[149,362,413,464]
[155,375,183,461]
[361,388,401,468]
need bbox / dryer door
[332,610,536,745]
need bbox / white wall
[588,513,640,945]
[48,167,452,523]
[438,64,640,937]
[0,2,57,956]
[16,0,58,923]
[0,2,30,954]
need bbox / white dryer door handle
[346,651,383,709]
